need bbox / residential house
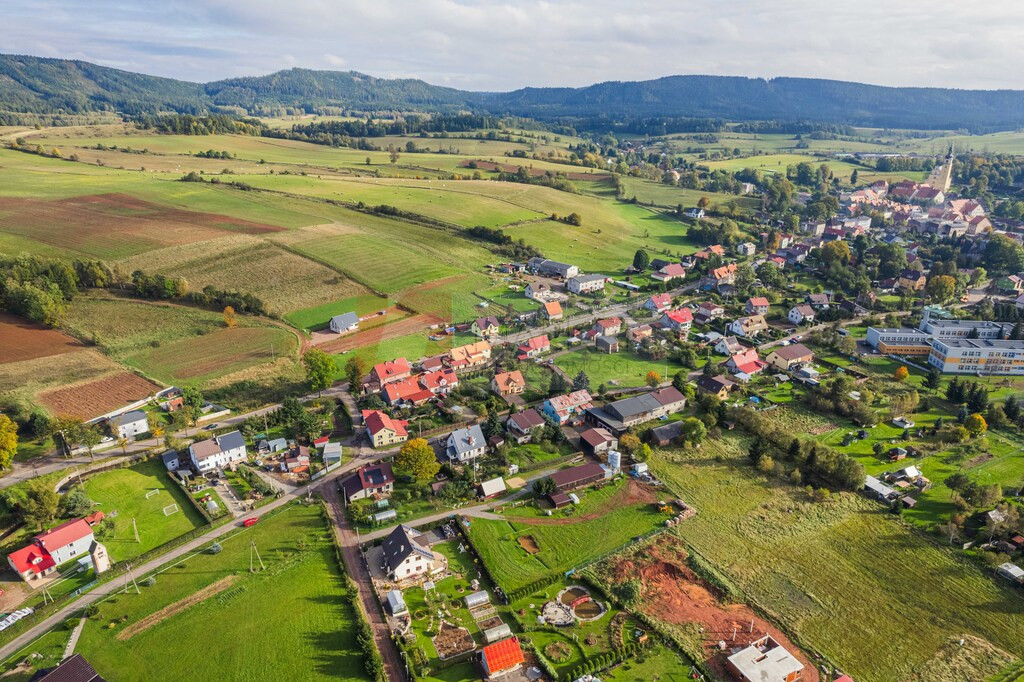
[280,444,311,474]
[567,274,606,295]
[580,427,618,456]
[644,293,673,313]
[659,308,693,335]
[695,301,726,325]
[161,450,179,471]
[340,463,395,505]
[517,334,550,360]
[383,377,434,407]
[898,268,927,291]
[449,341,491,369]
[524,282,553,301]
[542,301,563,321]
[694,244,726,260]
[480,637,525,679]
[189,431,247,473]
[839,299,869,317]
[746,297,770,316]
[766,343,815,371]
[32,655,105,682]
[479,477,507,500]
[587,387,687,433]
[109,410,148,439]
[595,335,619,353]
[627,324,653,342]
[728,315,769,338]
[684,207,705,219]
[446,424,487,462]
[788,305,815,325]
[505,408,545,443]
[806,293,830,309]
[420,368,459,395]
[381,525,446,581]
[7,518,96,582]
[527,257,579,279]
[706,263,739,290]
[363,410,408,448]
[590,317,622,337]
[715,336,745,355]
[652,263,686,283]
[372,358,412,386]
[726,349,767,376]
[997,562,1024,585]
[492,371,526,396]
[329,312,359,334]
[726,635,804,682]
[736,242,756,257]
[550,462,606,491]
[695,374,735,399]
[471,316,500,337]
[542,390,593,425]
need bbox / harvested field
[128,327,296,384]
[905,634,1015,682]
[0,350,121,402]
[517,536,540,554]
[0,193,284,259]
[117,236,369,316]
[38,372,161,419]
[601,535,819,681]
[0,313,85,364]
[117,574,237,640]
[313,311,442,354]
[461,159,612,181]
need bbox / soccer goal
[145,489,160,499]
[163,503,179,516]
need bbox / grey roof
[330,312,359,328]
[447,424,485,457]
[216,430,245,452]
[604,387,686,422]
[381,525,434,572]
[111,410,147,427]
[570,274,606,284]
[650,421,685,442]
[933,338,1024,350]
[161,450,178,466]
[595,335,619,349]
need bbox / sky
[5,0,1024,91]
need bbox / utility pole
[124,564,140,594]
[132,517,140,544]
[250,540,265,572]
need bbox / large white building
[928,338,1024,375]
[866,311,1016,369]
[188,431,247,473]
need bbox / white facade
[47,533,94,566]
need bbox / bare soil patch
[0,193,284,257]
[432,620,476,659]
[965,453,994,468]
[117,575,237,641]
[38,371,161,419]
[605,535,819,681]
[0,313,85,364]
[517,535,540,554]
[314,312,443,354]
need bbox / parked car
[204,423,219,431]
[243,517,260,527]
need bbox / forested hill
[5,52,1024,131]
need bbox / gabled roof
[791,305,815,317]
[520,335,550,351]
[696,374,735,393]
[110,409,146,427]
[663,308,693,325]
[507,408,546,432]
[450,341,491,363]
[543,301,563,316]
[341,463,395,499]
[647,293,672,308]
[362,410,408,438]
[549,462,604,489]
[546,390,592,412]
[330,311,359,328]
[372,358,411,382]
[580,427,615,448]
[32,654,105,682]
[34,518,93,555]
[655,263,686,277]
[420,368,458,391]
[748,296,770,307]
[493,371,525,393]
[7,543,54,575]
[770,343,814,361]
[381,525,434,572]
[594,317,622,329]
[448,424,486,456]
[474,315,500,330]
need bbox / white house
[188,430,247,473]
[329,312,359,334]
[109,410,148,439]
[788,305,815,325]
[567,274,606,295]
[446,424,487,462]
[736,242,756,257]
[381,525,446,581]
[7,518,95,582]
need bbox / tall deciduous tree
[303,348,336,396]
[396,438,440,481]
[0,414,17,469]
[222,305,237,328]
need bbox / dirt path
[117,575,237,640]
[607,536,820,681]
[510,480,657,526]
[313,311,443,355]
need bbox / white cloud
[4,0,1024,90]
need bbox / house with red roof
[516,334,550,360]
[643,293,673,313]
[371,358,412,386]
[480,637,525,679]
[8,518,95,582]
[420,369,459,395]
[383,377,434,407]
[542,390,593,424]
[543,301,563,320]
[362,410,408,449]
[694,244,726,260]
[652,263,686,283]
[725,349,768,376]
[491,370,526,396]
[659,308,693,336]
[589,317,622,338]
[746,297,770,316]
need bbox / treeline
[732,407,866,491]
[465,226,542,261]
[0,254,105,325]
[732,120,856,136]
[495,167,578,193]
[134,113,264,136]
[567,115,724,136]
[264,113,504,145]
[130,270,268,315]
[875,156,939,172]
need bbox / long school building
[928,338,1024,375]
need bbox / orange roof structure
[481,637,525,676]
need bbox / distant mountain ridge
[4,52,1024,130]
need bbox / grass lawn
[603,643,695,682]
[82,458,206,562]
[649,436,1024,682]
[284,292,391,331]
[616,176,759,212]
[74,502,364,681]
[555,345,685,389]
[466,478,667,591]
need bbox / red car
[242,517,260,527]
